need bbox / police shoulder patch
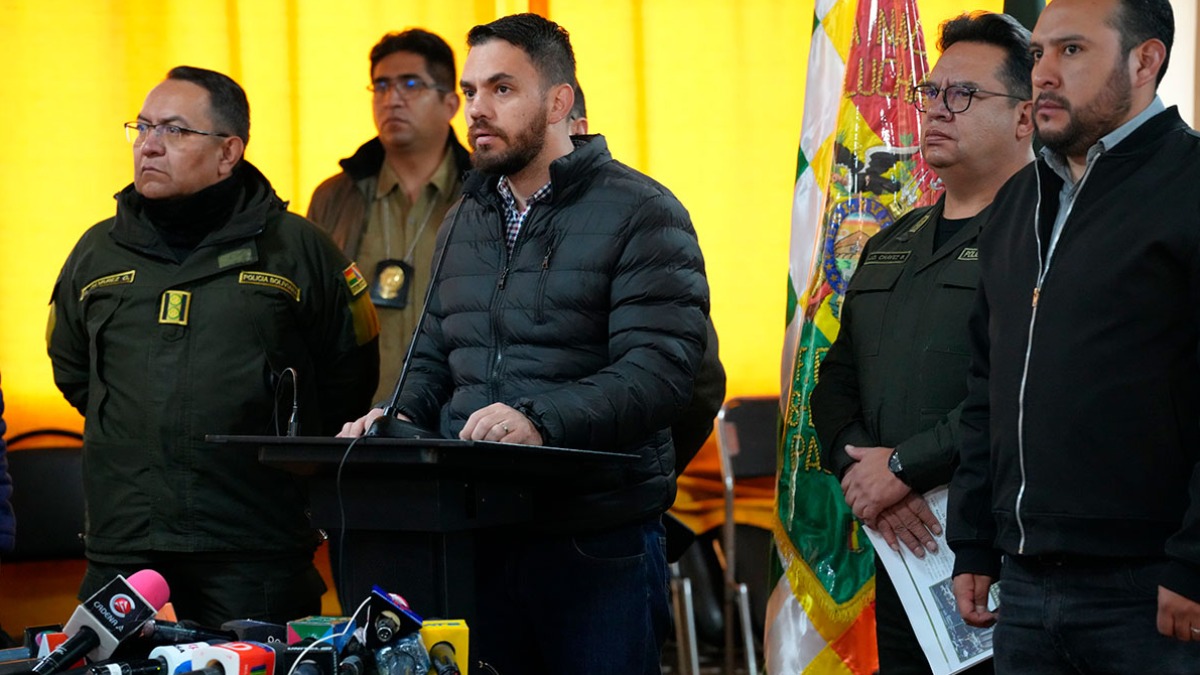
[80,270,136,301]
[238,271,301,302]
[342,263,368,297]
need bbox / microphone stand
[366,199,467,439]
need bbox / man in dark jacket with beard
[48,66,379,626]
[342,14,709,674]
[948,0,1200,671]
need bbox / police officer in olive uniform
[47,66,379,626]
[810,14,1034,674]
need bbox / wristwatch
[888,449,909,486]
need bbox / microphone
[148,643,219,675]
[363,587,422,649]
[217,621,286,644]
[371,638,428,675]
[32,570,171,674]
[284,617,356,654]
[365,201,468,439]
[180,642,275,675]
[265,641,334,675]
[419,620,467,675]
[426,643,460,675]
[139,622,235,646]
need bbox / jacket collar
[109,160,282,258]
[462,133,612,205]
[339,127,472,183]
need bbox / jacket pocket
[83,293,124,431]
[844,262,904,356]
[925,259,979,356]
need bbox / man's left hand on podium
[460,402,543,445]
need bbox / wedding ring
[499,422,510,433]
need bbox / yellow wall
[0,0,998,438]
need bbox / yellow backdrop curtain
[0,0,997,437]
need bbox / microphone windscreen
[128,570,171,610]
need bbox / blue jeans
[472,518,671,674]
[994,554,1200,674]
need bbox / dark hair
[166,66,250,143]
[940,12,1033,100]
[1108,0,1174,85]
[570,82,586,121]
[370,29,457,91]
[467,13,576,92]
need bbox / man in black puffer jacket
[342,13,708,675]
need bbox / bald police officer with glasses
[48,65,379,626]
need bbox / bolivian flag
[769,0,938,672]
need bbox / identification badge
[370,259,414,309]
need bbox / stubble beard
[471,106,549,177]
[1036,55,1132,158]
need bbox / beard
[1036,55,1132,158]
[470,106,548,176]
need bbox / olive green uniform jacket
[47,162,380,559]
[811,198,984,492]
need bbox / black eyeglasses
[368,76,450,99]
[125,121,231,145]
[911,84,1025,114]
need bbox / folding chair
[715,396,779,675]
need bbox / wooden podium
[208,435,635,627]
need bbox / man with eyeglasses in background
[309,29,470,405]
[810,12,1034,673]
[46,66,380,625]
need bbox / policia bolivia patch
[159,290,192,326]
[238,271,301,301]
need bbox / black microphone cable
[270,366,301,436]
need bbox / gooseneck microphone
[366,199,468,439]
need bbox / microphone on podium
[31,570,171,674]
[365,202,468,439]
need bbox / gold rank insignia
[159,290,192,326]
[342,263,369,297]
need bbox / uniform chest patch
[80,270,136,300]
[862,251,910,265]
[159,290,192,326]
[343,263,368,297]
[238,271,301,301]
[958,247,979,261]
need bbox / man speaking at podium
[340,13,709,674]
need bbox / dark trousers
[471,518,671,675]
[874,558,994,675]
[994,555,1200,674]
[81,551,325,627]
